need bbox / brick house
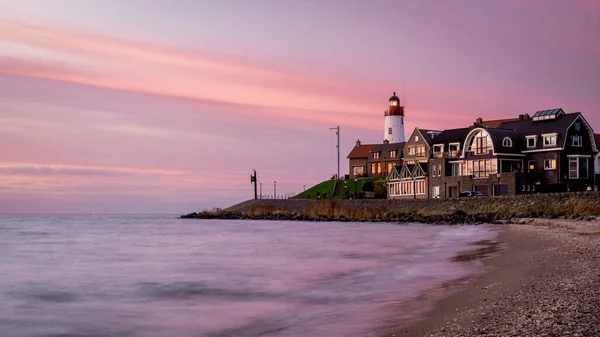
[347,140,377,178]
[366,141,405,178]
[418,109,598,199]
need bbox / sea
[0,215,499,337]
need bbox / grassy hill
[292,177,386,199]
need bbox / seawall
[181,192,600,223]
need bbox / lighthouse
[384,92,405,143]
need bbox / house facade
[387,109,598,199]
[347,140,377,179]
[366,141,405,178]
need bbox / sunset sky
[1,0,599,213]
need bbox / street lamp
[354,178,358,199]
[344,181,347,199]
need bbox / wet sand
[387,219,600,336]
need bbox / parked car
[459,191,487,198]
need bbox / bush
[362,181,374,192]
[374,181,387,199]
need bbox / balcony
[433,151,462,159]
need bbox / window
[528,160,535,172]
[500,160,522,173]
[438,164,442,177]
[377,163,382,174]
[464,159,497,178]
[431,167,437,177]
[415,136,419,142]
[451,163,461,176]
[544,159,556,170]
[353,166,364,176]
[371,163,376,174]
[433,145,443,157]
[502,137,513,147]
[527,136,537,148]
[433,186,440,198]
[390,100,398,107]
[408,147,415,155]
[416,145,426,157]
[387,162,394,174]
[467,130,493,155]
[575,122,581,131]
[373,152,380,159]
[448,143,460,158]
[388,127,393,135]
[389,150,397,158]
[543,134,557,147]
[569,157,589,179]
[572,136,582,147]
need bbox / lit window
[408,147,415,155]
[373,152,380,159]
[529,160,535,172]
[502,137,513,147]
[544,159,556,170]
[572,136,582,147]
[416,146,426,157]
[527,137,537,148]
[468,130,493,155]
[543,135,557,147]
[448,144,459,158]
[389,150,397,157]
[390,100,398,107]
[415,136,419,142]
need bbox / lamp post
[354,178,358,199]
[260,183,262,199]
[344,181,347,199]
[495,173,501,196]
[274,181,277,199]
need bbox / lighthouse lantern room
[384,92,405,143]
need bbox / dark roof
[431,127,471,146]
[347,144,377,159]
[486,129,521,154]
[497,112,581,150]
[595,134,600,149]
[389,92,400,101]
[371,142,406,153]
[479,118,519,129]
[418,129,442,146]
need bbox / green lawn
[292,177,386,199]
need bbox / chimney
[475,117,483,126]
[524,113,530,119]
[355,140,361,147]
[519,114,524,121]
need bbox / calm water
[0,215,498,337]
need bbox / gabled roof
[431,127,471,146]
[371,142,406,155]
[486,129,521,154]
[479,118,519,129]
[413,162,428,177]
[497,112,582,151]
[418,129,442,146]
[347,144,377,159]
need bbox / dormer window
[373,152,380,159]
[543,133,557,147]
[502,137,513,147]
[572,136,582,147]
[433,145,444,157]
[526,136,537,148]
[389,150,397,158]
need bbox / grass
[291,177,386,200]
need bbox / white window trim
[525,135,537,148]
[502,137,513,147]
[569,158,579,179]
[433,144,444,152]
[571,135,583,147]
[542,133,558,147]
[522,148,563,153]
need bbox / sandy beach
[388,219,600,336]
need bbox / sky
[1,0,599,214]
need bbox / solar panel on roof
[533,108,564,121]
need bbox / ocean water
[0,215,498,337]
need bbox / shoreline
[181,194,600,224]
[385,219,600,336]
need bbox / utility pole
[260,183,262,199]
[250,170,258,199]
[274,181,277,199]
[330,126,340,180]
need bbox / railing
[433,151,461,159]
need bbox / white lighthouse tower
[384,92,405,143]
